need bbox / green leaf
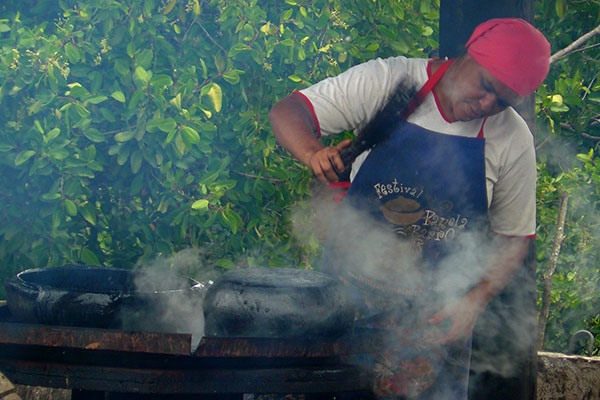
[65,199,78,216]
[222,71,241,84]
[64,43,81,63]
[80,248,100,265]
[134,66,152,85]
[549,103,569,112]
[170,93,182,110]
[150,74,174,87]
[115,131,136,142]
[205,83,222,112]
[100,107,117,122]
[220,208,243,234]
[15,150,36,166]
[163,0,177,14]
[158,118,177,133]
[111,91,126,102]
[86,95,108,104]
[73,103,91,117]
[180,126,200,144]
[41,192,61,201]
[555,0,565,17]
[46,128,61,142]
[191,199,209,209]
[84,128,106,143]
[288,75,301,82]
[80,204,97,226]
[192,0,201,15]
[128,88,145,109]
[130,150,143,173]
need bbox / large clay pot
[203,268,356,338]
[4,264,205,332]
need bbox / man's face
[441,55,523,122]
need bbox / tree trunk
[439,0,535,59]
[538,193,569,349]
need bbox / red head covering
[466,18,550,97]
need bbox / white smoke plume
[290,185,538,389]
[124,248,210,350]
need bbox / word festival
[373,178,424,199]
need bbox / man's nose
[480,93,497,113]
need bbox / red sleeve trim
[292,91,321,138]
[491,230,536,239]
[328,182,351,189]
[328,181,350,202]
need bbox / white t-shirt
[299,57,536,237]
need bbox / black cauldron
[203,267,356,338]
[4,264,205,332]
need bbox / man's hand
[424,236,530,345]
[308,139,352,184]
[425,289,489,345]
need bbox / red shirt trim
[292,91,321,138]
[478,118,487,138]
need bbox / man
[270,18,549,400]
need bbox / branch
[559,122,600,140]
[550,23,600,64]
[231,169,286,183]
[537,192,569,350]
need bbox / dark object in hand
[337,80,418,181]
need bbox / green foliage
[0,0,439,297]
[535,0,600,354]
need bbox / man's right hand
[308,139,352,184]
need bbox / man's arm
[269,93,350,184]
[428,235,531,344]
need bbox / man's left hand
[425,289,488,345]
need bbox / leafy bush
[0,0,439,297]
[535,0,600,353]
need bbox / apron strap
[401,58,455,119]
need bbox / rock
[14,385,69,400]
[537,351,600,400]
[0,373,18,400]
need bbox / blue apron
[321,60,489,399]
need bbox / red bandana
[466,18,551,97]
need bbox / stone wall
[537,352,600,400]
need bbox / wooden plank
[194,331,382,358]
[0,359,367,394]
[0,322,191,355]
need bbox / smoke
[536,129,580,172]
[121,248,210,350]
[289,186,538,392]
